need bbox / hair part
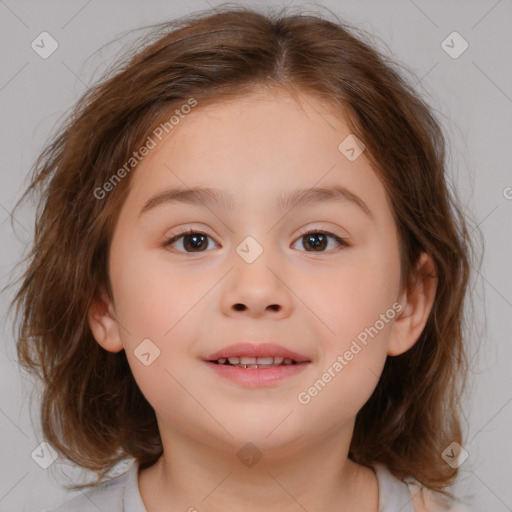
[9,3,473,496]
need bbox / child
[11,4,475,511]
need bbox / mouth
[209,356,301,369]
[203,343,311,387]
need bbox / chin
[221,417,306,450]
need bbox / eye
[291,228,348,253]
[163,228,219,253]
[163,227,349,254]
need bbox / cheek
[110,245,209,374]
[109,248,202,416]
[111,244,199,339]
[296,350,386,429]
[303,234,401,372]
[296,256,399,421]
[337,235,400,331]
[318,264,399,325]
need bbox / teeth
[256,357,274,365]
[215,355,297,367]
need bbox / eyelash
[163,227,349,253]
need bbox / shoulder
[37,465,132,512]
[405,478,474,512]
[373,463,473,512]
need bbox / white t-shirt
[40,459,472,512]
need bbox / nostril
[234,304,246,311]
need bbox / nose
[220,257,293,319]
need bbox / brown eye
[292,230,348,253]
[164,229,219,253]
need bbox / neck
[138,421,379,512]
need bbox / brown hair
[8,3,474,497]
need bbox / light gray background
[0,1,511,511]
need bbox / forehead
[123,90,388,216]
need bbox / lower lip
[204,361,310,387]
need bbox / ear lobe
[87,286,124,353]
[387,252,438,356]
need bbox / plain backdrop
[0,1,511,511]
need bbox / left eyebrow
[138,184,373,220]
[277,185,373,220]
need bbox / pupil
[305,233,326,251]
[184,234,207,252]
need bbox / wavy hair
[9,3,474,497]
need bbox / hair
[9,2,474,498]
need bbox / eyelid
[296,224,348,241]
[163,226,218,248]
[294,226,349,250]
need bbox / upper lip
[204,343,311,363]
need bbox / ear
[87,285,124,353]
[387,252,438,356]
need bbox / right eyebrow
[139,187,235,218]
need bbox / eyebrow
[138,184,373,220]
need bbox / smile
[212,356,298,368]
[204,359,310,387]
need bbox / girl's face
[90,90,429,454]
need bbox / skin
[88,89,437,512]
